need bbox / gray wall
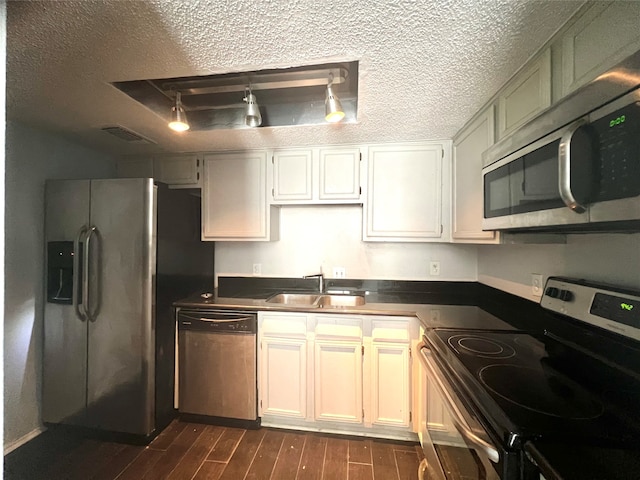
[4,122,116,452]
[477,234,640,302]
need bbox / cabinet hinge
[197,172,200,181]
[361,345,365,355]
[362,409,365,419]
[272,156,274,164]
[272,188,274,198]
[409,411,412,422]
[197,158,200,167]
[441,149,444,159]
[440,224,443,235]
[359,152,362,161]
[359,186,362,195]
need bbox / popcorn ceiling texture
[7,0,583,155]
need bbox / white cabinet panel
[318,147,361,201]
[370,342,410,427]
[425,372,454,434]
[154,154,201,187]
[260,337,307,418]
[202,151,277,241]
[497,49,551,139]
[364,144,443,242]
[452,107,498,243]
[561,2,640,96]
[272,149,313,202]
[314,340,363,424]
[271,147,361,204]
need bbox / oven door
[417,342,502,480]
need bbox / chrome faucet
[303,272,324,293]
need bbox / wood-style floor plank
[116,447,165,480]
[347,462,374,480]
[206,428,246,462]
[218,428,266,480]
[150,421,188,451]
[348,438,373,464]
[192,461,227,480]
[296,434,328,480]
[167,425,225,480]
[244,429,286,480]
[142,423,206,480]
[5,419,422,480]
[322,436,348,479]
[395,449,420,480]
[371,440,399,480]
[269,432,306,480]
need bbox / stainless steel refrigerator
[43,178,213,440]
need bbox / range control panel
[541,277,640,341]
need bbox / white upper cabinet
[364,143,444,242]
[452,107,498,243]
[154,154,201,187]
[497,49,551,139]
[202,151,278,241]
[271,147,361,204]
[561,1,640,97]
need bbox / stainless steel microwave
[482,85,640,232]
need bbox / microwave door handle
[418,343,500,463]
[558,120,588,213]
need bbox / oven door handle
[418,343,500,463]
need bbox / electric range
[418,277,640,480]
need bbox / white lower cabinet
[258,312,416,438]
[258,314,308,418]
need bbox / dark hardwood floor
[4,420,424,480]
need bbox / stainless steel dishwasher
[177,308,257,422]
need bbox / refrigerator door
[43,180,91,425]
[85,178,156,435]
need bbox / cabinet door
[425,373,456,437]
[370,342,410,427]
[314,340,363,424]
[561,2,640,96]
[497,49,551,139]
[318,147,361,202]
[202,152,276,241]
[364,144,443,241]
[452,107,498,243]
[260,337,307,419]
[154,154,201,187]
[117,157,153,178]
[272,149,313,202]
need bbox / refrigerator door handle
[84,226,98,322]
[73,225,89,321]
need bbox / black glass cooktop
[426,329,640,448]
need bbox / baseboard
[4,426,46,455]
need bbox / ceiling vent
[111,61,359,131]
[101,125,155,144]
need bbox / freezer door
[85,178,156,435]
[43,180,90,425]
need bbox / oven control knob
[545,287,560,298]
[559,289,574,302]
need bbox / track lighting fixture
[168,91,190,132]
[325,73,345,123]
[243,87,262,127]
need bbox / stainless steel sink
[265,292,365,308]
[318,294,366,307]
[266,293,321,305]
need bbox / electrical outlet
[333,267,346,278]
[252,263,262,275]
[430,261,441,276]
[531,273,543,297]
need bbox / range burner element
[448,334,516,359]
[479,364,604,419]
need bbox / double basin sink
[266,292,365,308]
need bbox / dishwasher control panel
[177,309,257,333]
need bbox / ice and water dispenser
[46,241,81,304]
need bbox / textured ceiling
[7,0,584,156]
